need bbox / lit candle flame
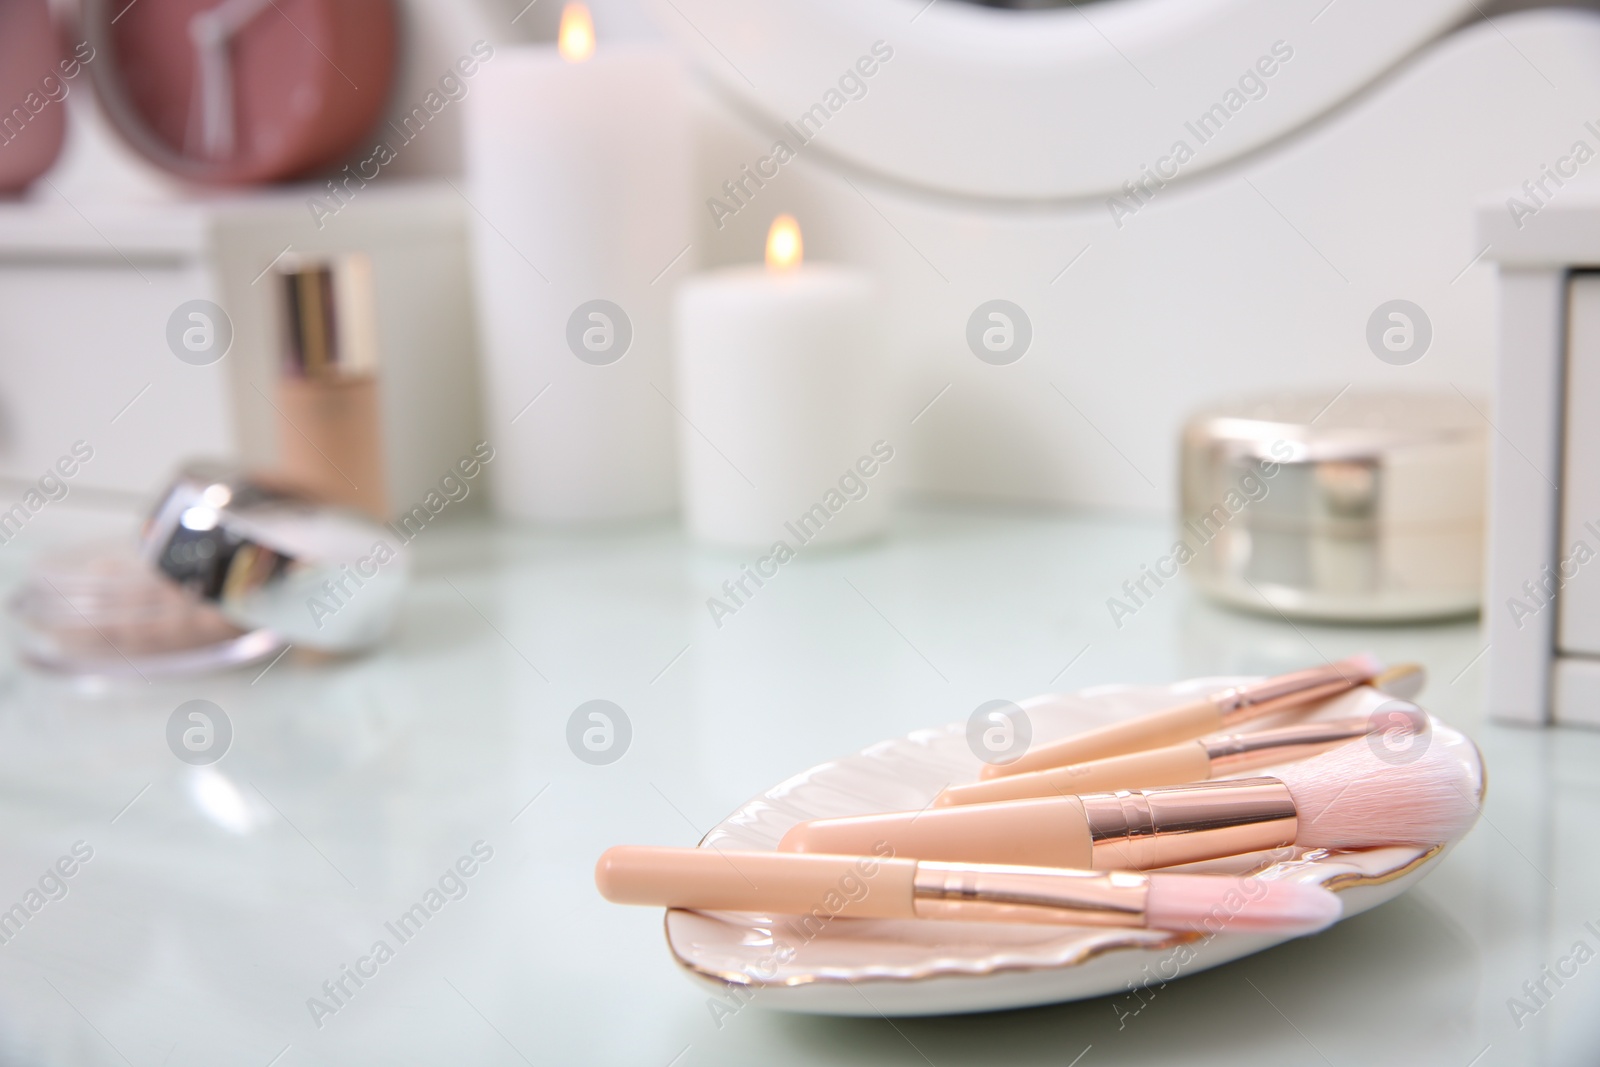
[559,2,595,63]
[766,215,802,271]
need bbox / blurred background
[8,0,1597,515]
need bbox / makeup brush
[938,705,1429,807]
[595,846,1342,934]
[981,654,1414,779]
[780,735,1478,870]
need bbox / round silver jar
[141,463,409,652]
[1180,390,1486,622]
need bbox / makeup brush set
[597,655,1484,1015]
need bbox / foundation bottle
[275,255,389,518]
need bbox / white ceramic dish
[664,676,1483,1016]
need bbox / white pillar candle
[675,217,890,550]
[464,4,691,523]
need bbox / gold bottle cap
[278,254,379,382]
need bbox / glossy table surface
[0,503,1594,1067]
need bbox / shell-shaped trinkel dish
[664,674,1482,1016]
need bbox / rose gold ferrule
[1202,717,1372,774]
[1210,655,1378,728]
[1081,778,1298,869]
[911,862,1150,926]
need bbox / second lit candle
[674,217,890,550]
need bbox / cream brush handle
[981,653,1384,779]
[594,846,1145,926]
[596,846,918,918]
[779,779,1299,871]
[983,700,1222,779]
[943,714,1384,806]
[941,741,1212,806]
[780,797,1095,869]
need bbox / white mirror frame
[646,0,1476,199]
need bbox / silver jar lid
[1180,390,1486,621]
[141,463,408,652]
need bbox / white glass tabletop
[0,504,1590,1066]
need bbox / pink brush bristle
[1276,737,1480,850]
[1145,874,1341,934]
